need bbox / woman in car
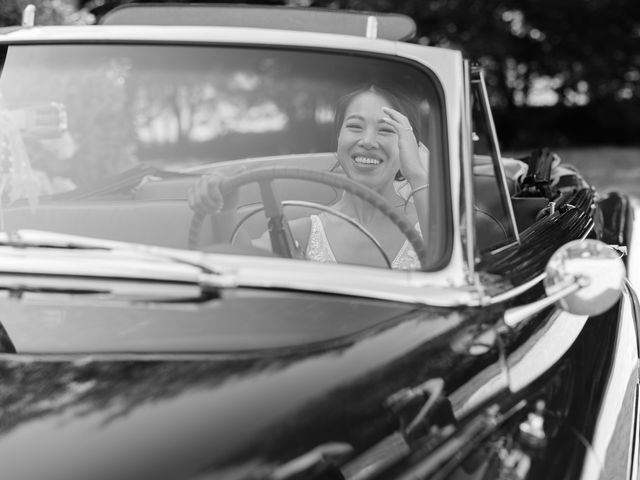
[188,85,430,269]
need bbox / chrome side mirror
[544,239,625,316]
[503,239,626,328]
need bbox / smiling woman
[189,84,431,269]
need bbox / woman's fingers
[381,106,406,123]
[382,107,411,128]
[383,107,428,183]
[381,107,417,146]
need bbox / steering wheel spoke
[257,179,303,259]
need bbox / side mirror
[544,239,626,316]
[503,239,626,328]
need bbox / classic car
[0,3,636,480]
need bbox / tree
[275,0,639,108]
[21,0,640,108]
[0,0,94,27]
[13,0,640,147]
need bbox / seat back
[473,155,525,251]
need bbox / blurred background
[1,0,638,194]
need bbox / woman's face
[336,91,401,192]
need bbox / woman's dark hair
[333,84,421,143]
[333,84,421,180]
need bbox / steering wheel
[188,167,429,270]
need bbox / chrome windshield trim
[0,32,473,293]
[0,230,481,307]
[471,66,520,245]
[197,254,481,306]
[396,43,470,288]
[0,25,401,52]
[461,60,476,282]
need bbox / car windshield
[0,43,449,271]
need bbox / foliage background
[2,0,639,151]
[1,0,638,192]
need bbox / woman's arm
[189,173,312,253]
[188,172,251,246]
[382,107,430,241]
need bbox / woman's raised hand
[381,107,429,187]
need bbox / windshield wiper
[0,229,178,252]
[0,230,236,302]
[46,163,170,201]
[0,229,222,272]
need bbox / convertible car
[0,4,637,480]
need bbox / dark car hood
[0,303,505,480]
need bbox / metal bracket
[22,4,36,27]
[502,277,585,329]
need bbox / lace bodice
[305,214,420,270]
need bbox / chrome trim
[629,384,640,480]
[471,66,520,245]
[395,43,471,287]
[0,25,401,54]
[0,352,275,362]
[506,310,588,392]
[461,60,476,282]
[502,279,583,329]
[582,219,595,239]
[0,230,481,306]
[486,273,546,305]
[625,279,640,357]
[581,292,639,479]
[0,274,204,300]
[365,16,378,39]
[21,4,35,27]
[203,254,481,306]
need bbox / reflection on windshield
[0,44,448,269]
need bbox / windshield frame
[0,32,458,282]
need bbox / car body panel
[0,6,636,480]
[0,304,507,480]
